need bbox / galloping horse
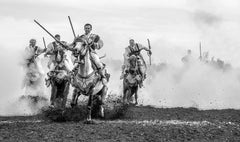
[70,42,108,121]
[122,55,144,105]
[46,49,70,109]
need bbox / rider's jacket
[128,44,141,56]
[24,45,43,66]
[25,46,39,61]
[23,45,45,74]
[46,41,67,63]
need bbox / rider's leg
[90,52,106,79]
[50,83,57,106]
[90,52,103,69]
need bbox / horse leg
[123,81,128,104]
[50,83,57,106]
[87,94,93,121]
[99,86,108,118]
[134,86,139,105]
[71,88,79,107]
[86,85,96,121]
[126,89,132,104]
[62,82,70,108]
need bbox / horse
[46,49,70,109]
[122,55,144,105]
[70,42,108,122]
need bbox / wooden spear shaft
[68,16,76,38]
[147,39,152,65]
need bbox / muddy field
[1,105,240,142]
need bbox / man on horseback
[181,49,193,64]
[121,39,152,87]
[69,23,109,119]
[44,34,71,106]
[23,38,46,75]
[71,23,107,80]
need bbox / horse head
[74,42,95,78]
[55,49,65,64]
[128,55,138,74]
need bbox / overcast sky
[1,0,240,66]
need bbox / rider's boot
[98,68,106,80]
[120,71,124,80]
[45,78,51,87]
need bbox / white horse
[70,42,108,122]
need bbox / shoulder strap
[129,46,134,53]
[136,43,140,51]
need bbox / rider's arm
[93,39,103,50]
[36,46,47,54]
[91,35,103,50]
[137,43,152,55]
[137,43,150,52]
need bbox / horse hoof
[99,106,105,118]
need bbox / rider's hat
[55,34,60,38]
[29,39,36,43]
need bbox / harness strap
[129,44,140,56]
[77,70,97,79]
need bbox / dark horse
[70,41,108,122]
[46,49,70,109]
[122,55,143,105]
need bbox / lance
[42,37,47,49]
[34,20,72,51]
[68,16,76,38]
[147,39,152,65]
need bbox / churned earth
[1,103,240,142]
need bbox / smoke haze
[1,0,240,115]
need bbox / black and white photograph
[0,0,240,141]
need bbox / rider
[71,23,106,80]
[121,39,151,87]
[24,38,46,75]
[181,49,193,64]
[44,34,70,85]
